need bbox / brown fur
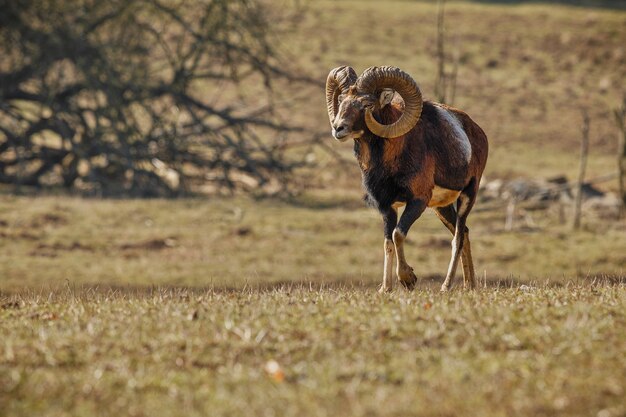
[329,76,488,292]
[408,153,435,200]
[355,138,371,171]
[372,100,488,205]
[436,104,489,185]
[379,104,406,173]
[332,91,488,209]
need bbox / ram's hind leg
[434,205,476,289]
[438,184,477,291]
[392,199,427,290]
[460,234,476,288]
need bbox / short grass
[0,195,624,291]
[1,284,625,417]
[2,1,626,416]
[1,194,623,416]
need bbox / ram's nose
[332,124,349,141]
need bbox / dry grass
[1,284,625,417]
[0,195,624,292]
[2,1,626,416]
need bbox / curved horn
[325,66,357,125]
[356,66,423,138]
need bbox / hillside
[282,0,626,190]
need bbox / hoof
[440,284,451,292]
[398,268,417,291]
[463,282,476,290]
[378,284,393,294]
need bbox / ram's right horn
[356,66,423,139]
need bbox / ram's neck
[380,101,404,125]
[354,103,409,173]
[353,137,371,171]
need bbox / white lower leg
[461,235,476,289]
[442,195,471,292]
[393,229,417,287]
[380,238,395,292]
[441,232,463,291]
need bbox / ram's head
[325,66,423,141]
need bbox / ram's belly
[390,186,460,209]
[427,186,461,208]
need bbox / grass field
[1,284,625,417]
[0,195,624,291]
[0,194,625,416]
[2,0,626,416]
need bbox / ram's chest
[361,171,403,209]
[354,139,371,171]
[355,135,406,174]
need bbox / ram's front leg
[392,199,427,290]
[379,207,398,293]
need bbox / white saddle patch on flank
[435,105,472,164]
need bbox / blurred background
[0,0,624,290]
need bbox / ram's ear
[379,88,395,108]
